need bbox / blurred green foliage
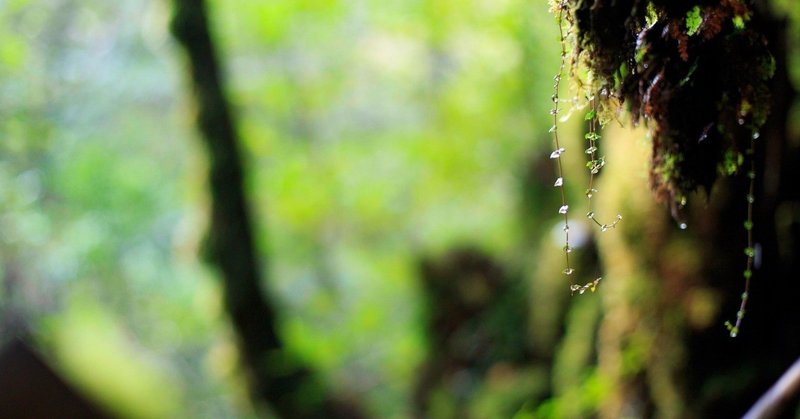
[0,0,585,417]
[7,0,799,416]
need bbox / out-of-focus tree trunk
[413,247,536,417]
[595,124,689,419]
[169,2,365,417]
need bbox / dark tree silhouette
[169,1,365,417]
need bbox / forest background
[1,0,799,417]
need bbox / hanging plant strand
[584,98,622,233]
[550,4,576,286]
[550,2,621,296]
[725,132,758,338]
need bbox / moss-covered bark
[558,0,773,217]
[582,4,800,417]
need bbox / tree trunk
[169,2,365,417]
[593,6,800,418]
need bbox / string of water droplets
[550,4,574,288]
[550,3,620,295]
[725,130,758,338]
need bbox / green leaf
[646,2,659,28]
[686,6,702,36]
[732,15,745,30]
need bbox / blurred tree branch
[169,1,365,417]
[743,357,800,419]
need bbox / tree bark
[169,2,365,417]
[592,5,800,418]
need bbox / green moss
[646,2,659,28]
[686,6,702,36]
[559,0,773,213]
[721,149,743,176]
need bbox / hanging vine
[549,0,774,335]
[550,4,623,296]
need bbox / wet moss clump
[558,0,774,218]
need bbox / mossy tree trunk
[592,6,800,418]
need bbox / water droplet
[738,118,745,125]
[616,214,623,221]
[550,109,559,115]
[743,269,752,279]
[747,171,756,179]
[554,177,563,187]
[563,268,575,275]
[548,125,557,133]
[558,205,569,214]
[563,245,572,253]
[730,331,738,338]
[600,224,609,232]
[579,288,586,294]
[585,146,598,154]
[752,132,760,140]
[744,247,755,257]
[679,222,688,230]
[737,310,745,319]
[747,194,755,203]
[741,292,749,300]
[550,148,565,159]
[570,284,581,293]
[563,224,570,232]
[744,220,753,230]
[586,211,595,219]
[680,196,687,206]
